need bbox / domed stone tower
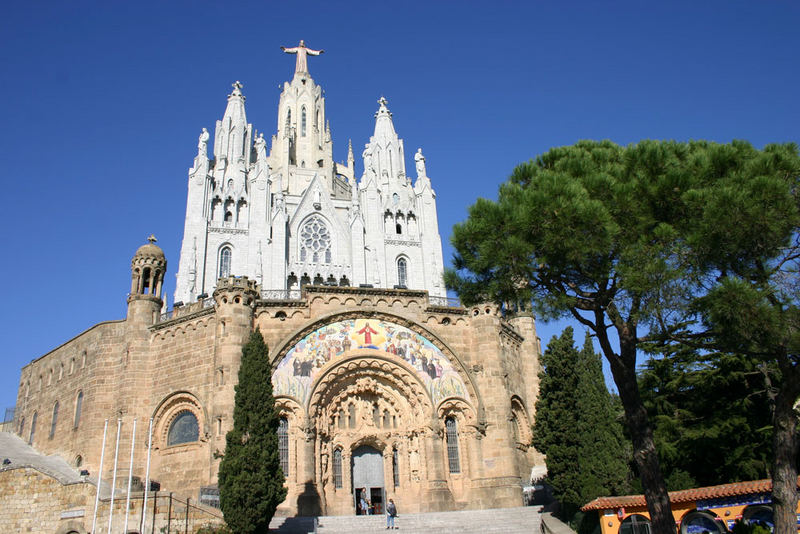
[127,235,167,326]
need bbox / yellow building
[583,478,799,534]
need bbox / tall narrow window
[74,391,83,429]
[392,447,400,487]
[29,412,37,445]
[286,108,292,127]
[50,401,59,439]
[218,247,232,279]
[397,258,408,287]
[333,448,343,489]
[301,106,307,137]
[445,417,461,474]
[18,417,24,437]
[278,417,289,477]
[348,404,356,429]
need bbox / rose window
[300,217,332,263]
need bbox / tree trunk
[771,368,800,534]
[607,337,674,534]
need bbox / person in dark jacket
[386,498,398,529]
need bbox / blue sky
[1,1,798,412]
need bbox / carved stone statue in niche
[409,434,421,481]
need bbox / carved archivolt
[308,353,435,438]
[510,396,532,449]
[151,391,206,449]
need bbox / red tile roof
[582,477,800,511]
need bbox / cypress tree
[218,330,287,534]
[533,327,630,523]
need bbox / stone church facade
[10,42,544,519]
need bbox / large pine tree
[218,330,287,534]
[533,327,630,521]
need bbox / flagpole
[107,418,122,534]
[122,418,137,534]
[140,417,154,534]
[91,419,108,534]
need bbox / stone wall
[11,284,545,516]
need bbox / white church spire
[175,47,446,305]
[214,81,251,165]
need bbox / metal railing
[428,296,463,308]
[261,289,302,300]
[158,298,215,323]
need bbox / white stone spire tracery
[174,46,446,305]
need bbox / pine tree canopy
[218,330,287,534]
[445,139,800,534]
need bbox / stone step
[310,506,543,534]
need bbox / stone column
[421,426,454,512]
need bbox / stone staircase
[268,506,543,534]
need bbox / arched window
[445,417,460,474]
[619,514,652,534]
[218,247,232,279]
[301,106,307,137]
[50,401,59,439]
[333,448,343,489]
[679,511,725,534]
[74,391,83,429]
[278,417,289,477]
[167,410,199,446]
[743,505,774,530]
[286,108,291,126]
[348,404,356,429]
[299,217,332,264]
[397,257,408,287]
[29,412,37,445]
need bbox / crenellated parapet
[212,276,260,307]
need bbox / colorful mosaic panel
[272,319,468,407]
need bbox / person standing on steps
[386,498,398,529]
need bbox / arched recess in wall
[510,396,533,449]
[151,391,207,450]
[273,396,305,483]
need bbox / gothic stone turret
[127,235,166,326]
